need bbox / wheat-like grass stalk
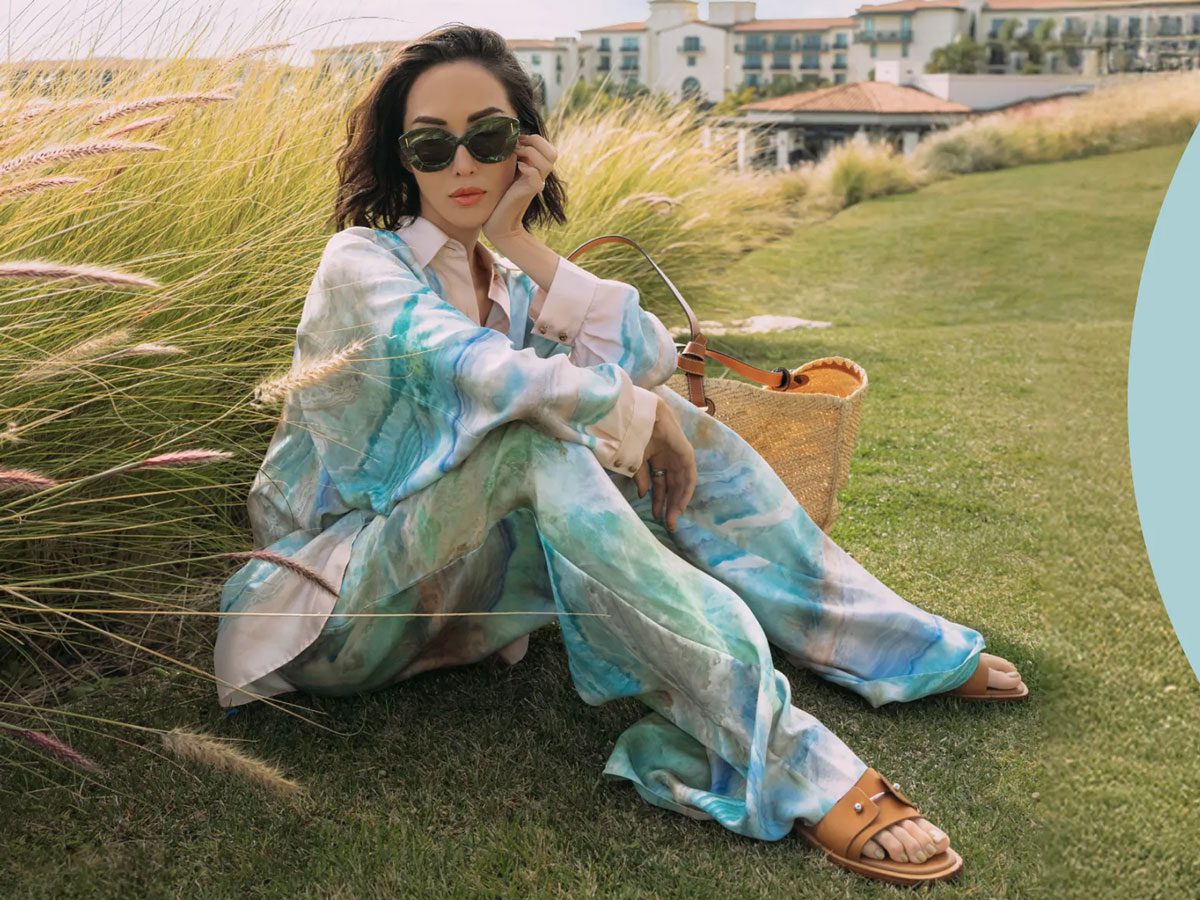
[0,423,22,446]
[133,449,234,469]
[160,727,303,796]
[219,42,293,69]
[102,113,177,140]
[89,91,235,127]
[218,549,340,598]
[0,260,160,288]
[96,341,186,361]
[12,727,103,773]
[0,468,60,493]
[0,176,85,201]
[0,139,168,178]
[18,327,136,383]
[0,98,107,129]
[252,335,370,408]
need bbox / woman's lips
[451,190,485,206]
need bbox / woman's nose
[452,142,476,174]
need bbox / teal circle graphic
[1128,121,1200,686]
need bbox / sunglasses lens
[408,134,455,170]
[467,120,516,161]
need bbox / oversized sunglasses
[397,114,522,172]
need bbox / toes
[988,667,1023,690]
[874,827,907,862]
[983,652,1019,674]
[860,838,886,861]
[914,817,951,854]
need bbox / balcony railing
[743,58,762,69]
[832,59,847,69]
[771,59,792,69]
[855,29,911,43]
[679,43,705,53]
[800,59,821,69]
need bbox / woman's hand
[482,132,557,247]
[633,397,696,532]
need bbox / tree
[926,35,987,73]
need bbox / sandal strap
[950,658,989,695]
[810,768,922,860]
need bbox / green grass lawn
[5,141,1198,898]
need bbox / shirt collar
[393,214,511,322]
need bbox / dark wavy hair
[329,23,568,234]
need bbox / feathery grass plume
[18,327,136,383]
[219,42,293,70]
[0,97,107,129]
[0,139,168,178]
[13,728,103,773]
[0,176,85,201]
[614,192,682,215]
[97,342,186,361]
[161,727,303,796]
[89,91,236,128]
[133,449,234,470]
[102,113,177,140]
[0,467,60,493]
[0,261,160,288]
[251,335,370,408]
[219,550,340,599]
[0,423,22,446]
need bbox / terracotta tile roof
[741,81,972,114]
[855,0,965,12]
[984,0,1197,7]
[732,18,857,31]
[507,40,561,49]
[579,22,646,33]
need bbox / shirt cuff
[529,255,600,346]
[590,382,660,478]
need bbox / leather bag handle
[565,234,804,413]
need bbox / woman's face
[400,60,520,230]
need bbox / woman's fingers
[634,461,649,499]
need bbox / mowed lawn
[5,141,1197,898]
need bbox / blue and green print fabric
[215,225,987,840]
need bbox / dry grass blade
[161,727,303,796]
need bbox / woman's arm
[497,231,679,391]
[293,227,659,515]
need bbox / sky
[5,1,864,67]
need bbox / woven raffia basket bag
[566,234,869,534]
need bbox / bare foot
[860,814,951,864]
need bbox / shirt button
[613,459,624,469]
[627,464,638,474]
[557,331,569,342]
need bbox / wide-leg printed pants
[276,384,986,842]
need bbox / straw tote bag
[565,234,869,534]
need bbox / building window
[901,43,908,57]
[687,56,695,66]
[834,33,848,48]
[598,38,610,51]
[745,53,762,69]
[683,36,700,51]
[835,72,846,83]
[870,43,877,58]
[531,54,540,65]
[621,37,638,51]
[598,56,610,71]
[747,73,759,86]
[773,52,790,69]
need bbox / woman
[215,23,1028,886]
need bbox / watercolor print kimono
[215,216,987,841]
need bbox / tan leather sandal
[948,654,1029,701]
[795,767,963,886]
